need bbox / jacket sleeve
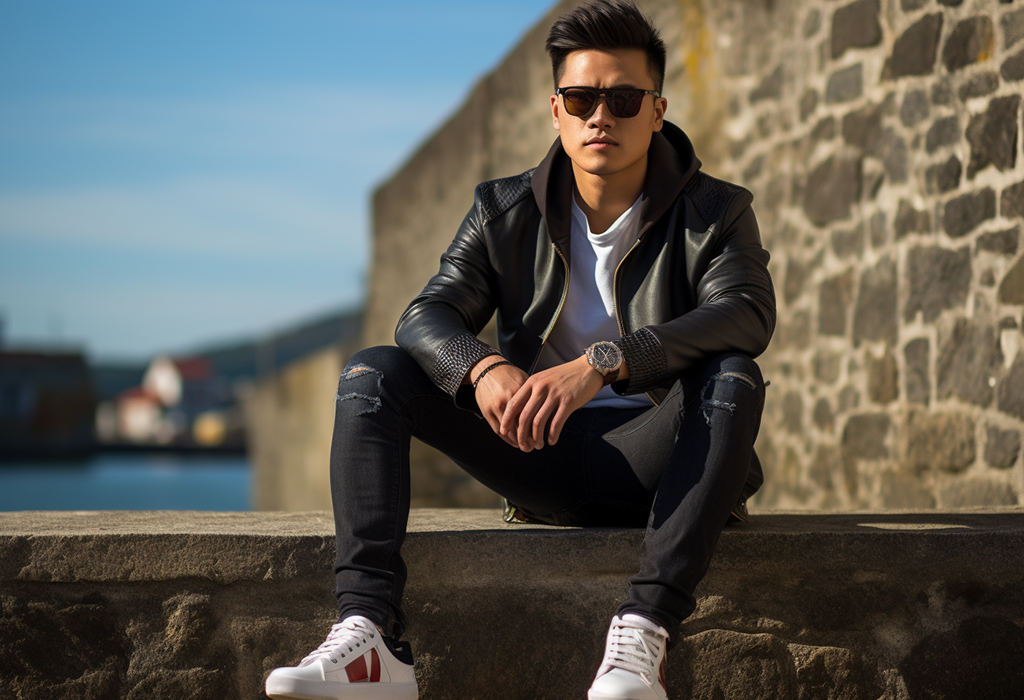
[395,189,501,400]
[613,194,776,395]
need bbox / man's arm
[395,188,503,402]
[613,199,776,396]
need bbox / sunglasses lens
[562,89,597,117]
[608,90,643,118]
[560,88,647,118]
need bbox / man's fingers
[546,404,571,445]
[516,391,546,450]
[531,400,557,448]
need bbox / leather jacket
[396,121,776,502]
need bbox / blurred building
[0,351,96,459]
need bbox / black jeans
[330,345,765,641]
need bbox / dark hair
[546,0,667,92]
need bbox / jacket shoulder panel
[683,171,753,231]
[477,169,535,224]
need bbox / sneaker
[588,614,669,700]
[265,615,418,699]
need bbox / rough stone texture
[965,95,1020,178]
[944,188,996,237]
[943,17,996,73]
[842,413,891,461]
[1003,180,1024,219]
[986,425,1021,469]
[957,71,999,100]
[936,317,1002,407]
[925,115,960,153]
[904,338,930,406]
[866,347,897,404]
[998,353,1024,420]
[782,391,804,434]
[803,156,860,226]
[895,199,931,238]
[750,64,785,103]
[825,64,863,104]
[819,270,854,335]
[900,88,929,127]
[906,246,971,322]
[831,0,881,60]
[1000,255,1024,305]
[926,155,961,194]
[938,478,1020,507]
[3,510,1023,700]
[1004,8,1024,50]
[1000,48,1024,82]
[905,410,976,473]
[852,256,897,346]
[976,226,1019,256]
[884,14,943,79]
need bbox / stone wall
[3,509,1022,699]
[366,0,1024,510]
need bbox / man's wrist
[466,354,505,385]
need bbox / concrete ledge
[2,509,1023,699]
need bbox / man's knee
[696,353,765,425]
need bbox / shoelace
[602,619,665,683]
[300,617,377,666]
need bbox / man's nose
[587,96,615,126]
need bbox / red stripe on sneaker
[659,659,666,691]
[346,655,368,683]
[370,649,381,682]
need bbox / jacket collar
[530,120,701,245]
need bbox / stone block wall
[366,0,1024,510]
[715,0,1024,509]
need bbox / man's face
[550,48,666,179]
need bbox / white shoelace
[599,616,667,684]
[299,616,377,667]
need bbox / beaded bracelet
[472,360,512,391]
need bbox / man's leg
[581,353,765,700]
[329,345,606,638]
[615,352,765,638]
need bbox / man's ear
[550,94,561,130]
[653,96,667,132]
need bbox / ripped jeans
[330,346,765,641]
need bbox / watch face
[590,342,622,371]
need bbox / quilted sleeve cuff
[432,332,500,397]
[613,327,667,395]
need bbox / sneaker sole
[266,677,418,700]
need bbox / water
[0,453,251,511]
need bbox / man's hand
[500,356,604,452]
[469,357,529,448]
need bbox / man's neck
[571,154,647,234]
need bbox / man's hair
[546,0,667,92]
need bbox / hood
[530,120,702,246]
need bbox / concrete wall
[365,0,1024,510]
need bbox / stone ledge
[2,508,1023,700]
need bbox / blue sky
[0,0,555,361]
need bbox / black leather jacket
[396,121,776,501]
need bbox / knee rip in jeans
[699,371,757,425]
[336,363,383,415]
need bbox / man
[266,1,774,698]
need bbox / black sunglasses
[555,86,660,119]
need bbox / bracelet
[472,360,512,391]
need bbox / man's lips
[586,137,618,148]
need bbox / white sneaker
[265,615,418,699]
[588,614,669,700]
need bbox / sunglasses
[555,86,660,119]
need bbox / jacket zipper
[612,238,658,406]
[529,242,571,373]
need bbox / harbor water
[0,453,251,511]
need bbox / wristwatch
[584,341,624,386]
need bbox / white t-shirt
[534,192,653,409]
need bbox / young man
[266,1,774,698]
